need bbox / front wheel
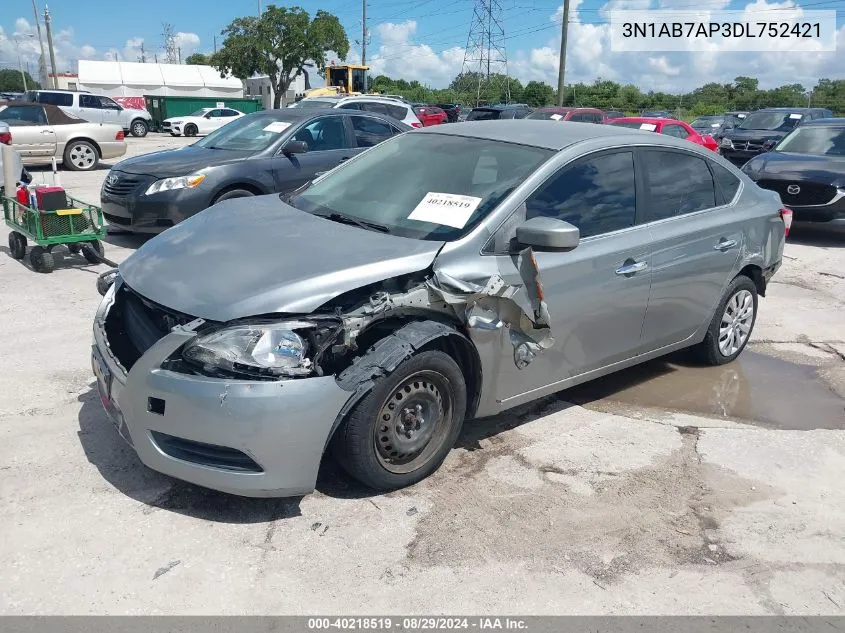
[30,246,55,273]
[694,275,758,366]
[130,119,149,137]
[184,124,198,137]
[331,350,467,491]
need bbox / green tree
[523,81,554,107]
[184,53,210,65]
[0,69,40,92]
[211,5,349,108]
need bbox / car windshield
[466,109,500,121]
[691,117,723,127]
[739,111,801,131]
[525,111,567,120]
[289,133,552,241]
[194,114,291,151]
[187,109,210,117]
[775,126,845,156]
[291,100,335,108]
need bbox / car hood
[112,145,254,177]
[118,195,445,322]
[724,128,789,143]
[745,152,845,186]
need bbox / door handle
[714,238,738,251]
[615,260,648,276]
[41,130,53,135]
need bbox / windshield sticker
[408,192,482,229]
[640,123,657,131]
[263,121,292,133]
[789,114,803,119]
[549,114,563,121]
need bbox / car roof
[472,104,527,111]
[800,117,845,127]
[608,117,675,124]
[754,107,821,112]
[416,119,688,150]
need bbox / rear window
[386,104,407,120]
[467,109,500,121]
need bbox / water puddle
[563,351,845,430]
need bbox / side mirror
[283,140,309,155]
[516,216,579,250]
[204,113,213,119]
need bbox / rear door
[349,114,400,151]
[638,148,745,352]
[271,115,354,192]
[1,106,56,159]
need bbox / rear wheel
[30,246,55,273]
[8,231,27,260]
[184,124,198,137]
[82,240,104,264]
[331,350,467,491]
[63,140,99,171]
[694,275,758,366]
[130,119,149,137]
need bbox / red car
[412,105,448,126]
[606,117,719,151]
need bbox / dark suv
[435,103,462,123]
[466,104,533,121]
[719,107,834,164]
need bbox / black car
[435,103,462,123]
[641,110,677,119]
[466,104,533,121]
[741,118,845,223]
[101,109,410,233]
[689,115,739,141]
[718,107,834,165]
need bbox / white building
[77,60,243,98]
[245,73,308,108]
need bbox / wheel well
[130,117,148,127]
[418,334,482,419]
[64,137,101,157]
[212,183,265,202]
[737,264,766,297]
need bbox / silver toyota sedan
[91,121,789,497]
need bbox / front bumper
[100,185,210,233]
[91,284,352,497]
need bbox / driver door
[98,96,123,126]
[272,116,355,193]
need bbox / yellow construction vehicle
[302,63,369,98]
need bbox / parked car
[604,110,625,119]
[641,110,677,119]
[718,107,834,164]
[290,95,423,128]
[607,117,718,151]
[690,115,739,141]
[525,107,605,123]
[0,103,126,171]
[0,120,32,184]
[724,111,749,121]
[100,108,410,233]
[92,119,787,497]
[466,104,533,120]
[162,107,245,137]
[435,103,462,122]
[740,118,845,224]
[412,104,448,126]
[22,89,153,137]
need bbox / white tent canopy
[77,60,243,97]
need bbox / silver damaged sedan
[92,120,789,497]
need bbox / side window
[79,94,101,108]
[387,104,407,120]
[338,102,361,110]
[223,109,240,117]
[350,115,393,148]
[208,109,223,117]
[525,151,637,238]
[1,106,48,126]
[37,92,72,106]
[99,97,121,110]
[568,113,585,122]
[642,150,716,220]
[292,116,348,151]
[661,124,688,139]
[710,162,741,206]
[361,102,390,116]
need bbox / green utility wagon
[3,190,107,273]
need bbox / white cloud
[367,20,465,86]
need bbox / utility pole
[139,42,146,63]
[44,7,58,87]
[17,50,28,92]
[556,0,570,106]
[362,0,367,93]
[177,47,182,64]
[213,36,217,53]
[258,0,262,15]
[31,0,49,88]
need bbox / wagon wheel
[83,240,104,264]
[8,231,27,260]
[30,246,55,273]
[67,243,81,254]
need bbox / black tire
[170,132,180,137]
[184,124,198,137]
[82,240,104,264]
[331,349,467,491]
[8,231,26,260]
[63,140,100,171]
[67,243,81,254]
[30,246,54,273]
[694,275,758,366]
[213,189,255,204]
[130,119,149,137]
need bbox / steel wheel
[373,370,454,475]
[718,289,754,357]
[131,120,148,137]
[65,141,99,171]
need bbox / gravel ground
[2,134,845,615]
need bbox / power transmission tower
[458,0,510,107]
[162,23,178,64]
[139,42,146,63]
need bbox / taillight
[780,207,793,237]
[0,131,11,145]
[115,130,125,140]
[411,122,422,128]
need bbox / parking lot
[2,133,845,615]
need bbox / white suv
[292,95,422,128]
[23,90,153,137]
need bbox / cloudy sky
[0,0,843,92]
